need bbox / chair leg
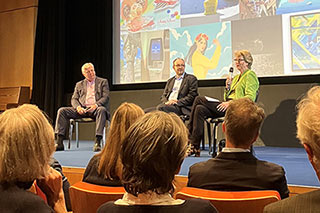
[212,123,218,158]
[207,121,212,154]
[76,121,79,148]
[68,120,73,149]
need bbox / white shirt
[168,73,185,101]
[85,79,96,106]
[222,147,250,152]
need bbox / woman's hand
[37,167,67,213]
[217,101,230,112]
[212,39,220,46]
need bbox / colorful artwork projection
[170,22,232,79]
[115,0,320,84]
[291,12,320,71]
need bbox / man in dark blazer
[264,86,320,212]
[155,58,198,117]
[55,63,109,152]
[187,98,289,199]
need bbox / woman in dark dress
[83,102,144,186]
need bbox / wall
[0,0,38,89]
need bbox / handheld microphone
[227,67,234,91]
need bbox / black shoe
[56,143,64,151]
[93,143,101,152]
[55,135,64,151]
[93,137,102,152]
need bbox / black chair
[68,118,110,149]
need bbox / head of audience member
[296,86,320,180]
[234,50,253,72]
[223,98,265,149]
[0,104,55,185]
[121,111,188,196]
[98,102,144,180]
[173,58,185,78]
[81,62,96,82]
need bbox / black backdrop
[31,0,113,121]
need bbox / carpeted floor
[54,140,319,187]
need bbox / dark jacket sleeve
[71,81,83,108]
[96,78,110,107]
[160,78,173,103]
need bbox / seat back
[69,181,125,213]
[176,187,280,213]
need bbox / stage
[54,140,320,188]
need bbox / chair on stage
[176,187,280,213]
[68,118,110,149]
[69,181,125,213]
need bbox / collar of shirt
[114,192,184,206]
[175,72,185,80]
[86,78,96,85]
[222,147,250,153]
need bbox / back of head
[121,111,188,196]
[0,104,55,183]
[99,102,145,179]
[225,98,265,147]
[297,86,320,162]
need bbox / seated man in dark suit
[264,86,320,212]
[55,62,110,152]
[187,98,289,199]
[146,58,198,117]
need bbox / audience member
[188,50,259,156]
[145,58,198,117]
[83,102,144,186]
[55,62,110,151]
[0,104,67,212]
[187,98,289,199]
[264,86,320,212]
[98,111,217,213]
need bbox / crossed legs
[188,96,225,150]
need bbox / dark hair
[120,111,188,196]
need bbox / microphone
[227,67,234,91]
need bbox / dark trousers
[55,106,107,137]
[188,96,225,149]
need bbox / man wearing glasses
[153,58,198,117]
[188,50,259,157]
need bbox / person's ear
[303,143,314,163]
[222,121,226,133]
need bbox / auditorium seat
[69,181,125,213]
[176,187,280,213]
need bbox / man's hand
[37,167,67,213]
[217,101,230,112]
[85,104,98,113]
[165,100,178,105]
[76,106,86,115]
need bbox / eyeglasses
[234,58,245,63]
[175,64,185,67]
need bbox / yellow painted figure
[185,33,221,79]
[204,0,218,15]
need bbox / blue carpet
[54,140,319,187]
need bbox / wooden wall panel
[0,0,37,89]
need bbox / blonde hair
[225,98,265,147]
[98,102,144,179]
[235,50,253,69]
[81,62,94,72]
[0,104,55,183]
[121,111,188,196]
[297,86,320,162]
